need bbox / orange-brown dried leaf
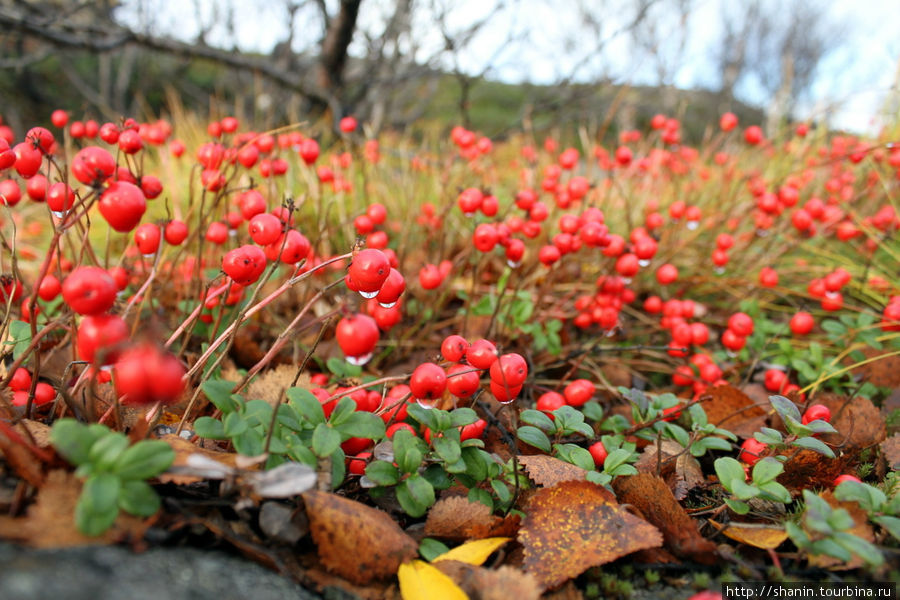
[0,470,146,547]
[435,561,541,600]
[881,434,900,471]
[16,419,52,448]
[518,454,587,487]
[0,424,46,487]
[296,552,400,600]
[302,490,417,585]
[703,385,767,439]
[709,520,788,550]
[807,491,874,570]
[851,347,900,388]
[612,473,717,564]
[425,496,519,541]
[818,394,886,450]
[518,480,662,590]
[778,449,849,493]
[633,441,705,500]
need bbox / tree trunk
[317,0,362,94]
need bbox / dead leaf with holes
[425,496,520,541]
[703,384,767,439]
[612,473,717,564]
[634,441,704,500]
[881,434,900,471]
[435,561,541,600]
[709,520,788,550]
[0,470,146,547]
[817,394,886,451]
[518,454,587,487]
[302,490,417,585]
[518,480,663,590]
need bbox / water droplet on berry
[416,398,438,409]
[638,259,650,267]
[346,352,373,366]
[714,267,725,275]
[378,300,396,308]
[496,397,516,405]
[358,290,378,299]
[686,220,699,230]
[142,253,156,260]
[51,210,68,219]
[506,260,521,268]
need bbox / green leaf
[519,409,555,431]
[75,499,118,536]
[834,532,883,566]
[406,403,437,430]
[581,401,604,422]
[330,448,346,490]
[396,475,435,517]
[334,411,386,440]
[422,464,453,490]
[113,440,175,480]
[467,487,493,510]
[394,429,425,474]
[232,429,265,456]
[449,408,478,428]
[328,397,357,427]
[327,356,361,378]
[276,404,303,431]
[224,411,249,437]
[461,447,490,481]
[714,457,746,491]
[8,320,31,360]
[243,399,273,428]
[433,436,462,464]
[50,420,109,467]
[566,445,596,471]
[724,498,750,515]
[586,471,611,486]
[202,380,238,413]
[118,480,161,517]
[663,423,690,447]
[791,436,835,458]
[491,479,512,504]
[769,395,801,423]
[604,448,633,473]
[810,538,851,563]
[834,481,885,512]
[516,426,551,452]
[573,423,596,438]
[822,319,847,336]
[805,419,838,435]
[419,538,451,562]
[751,457,784,484]
[87,432,130,472]
[365,460,400,486]
[287,387,326,425]
[873,515,900,542]
[687,403,707,428]
[731,479,760,501]
[758,481,791,504]
[193,416,227,440]
[81,472,121,513]
[754,427,784,446]
[694,436,732,455]
[312,424,341,457]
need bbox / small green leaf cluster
[49,419,175,536]
[714,456,791,515]
[365,404,502,517]
[786,489,884,567]
[684,403,737,457]
[762,395,837,458]
[194,380,385,484]
[834,479,900,542]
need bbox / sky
[114,0,900,133]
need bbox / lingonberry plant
[1,104,898,585]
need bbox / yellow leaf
[432,537,511,566]
[709,520,788,550]
[398,560,468,600]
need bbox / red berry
[489,353,528,388]
[721,329,746,352]
[77,313,129,364]
[348,249,390,294]
[789,311,815,335]
[446,363,480,398]
[833,474,861,486]
[71,146,116,186]
[441,335,469,362]
[205,221,229,245]
[656,263,678,285]
[409,363,447,401]
[738,438,767,465]
[460,419,487,441]
[727,312,754,337]
[374,268,405,306]
[265,229,310,264]
[115,344,185,406]
[588,441,608,467]
[536,391,565,414]
[386,422,416,438]
[801,404,831,425]
[336,313,379,363]
[563,378,595,407]
[62,267,117,315]
[98,181,147,232]
[9,368,32,391]
[37,274,62,301]
[134,223,161,255]
[222,245,267,285]
[466,339,498,369]
[164,220,189,245]
[46,182,75,213]
[347,451,371,475]
[763,369,788,393]
[489,378,521,404]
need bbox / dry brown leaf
[709,520,788,550]
[807,491,875,570]
[246,366,311,407]
[425,496,520,541]
[518,480,662,590]
[703,384,767,439]
[0,424,45,487]
[612,473,717,564]
[778,449,849,493]
[16,419,52,448]
[518,454,587,487]
[158,433,252,484]
[302,489,417,585]
[852,348,900,388]
[881,434,900,471]
[0,470,146,547]
[295,552,401,600]
[435,561,541,600]
[817,394,886,451]
[633,441,704,500]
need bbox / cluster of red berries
[671,353,727,396]
[721,311,754,353]
[739,403,831,467]
[762,368,804,399]
[573,275,635,331]
[450,126,493,161]
[8,367,55,408]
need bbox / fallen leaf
[246,366,311,407]
[807,491,875,570]
[518,454,587,487]
[881,435,900,471]
[778,449,850,494]
[612,473,717,564]
[0,423,45,487]
[518,480,662,590]
[709,520,788,550]
[851,347,900,388]
[703,384,767,439]
[817,394,886,451]
[158,433,253,484]
[633,441,704,500]
[433,537,510,566]
[434,561,541,600]
[303,489,418,585]
[0,470,146,547]
[16,419,52,447]
[398,560,467,600]
[423,495,520,540]
[296,552,400,600]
